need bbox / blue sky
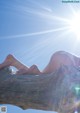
[0,0,80,113]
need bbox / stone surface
[0,66,80,113]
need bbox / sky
[0,0,80,113]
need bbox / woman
[0,51,79,75]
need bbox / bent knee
[30,64,38,69]
[7,54,14,59]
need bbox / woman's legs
[0,54,41,75]
[0,54,29,70]
[0,51,75,75]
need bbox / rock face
[0,66,80,113]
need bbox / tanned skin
[0,51,79,75]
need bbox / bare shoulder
[51,51,76,59]
[52,51,69,56]
[52,51,78,58]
